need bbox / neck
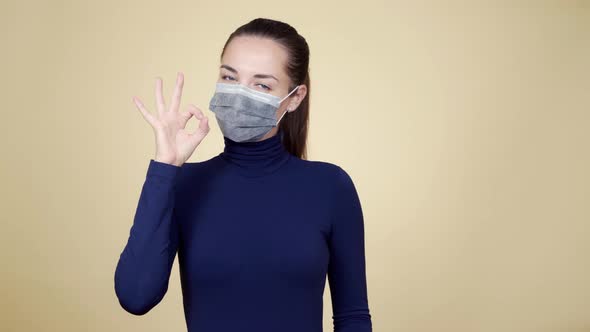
[220,128,291,177]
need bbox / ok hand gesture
[133,72,210,166]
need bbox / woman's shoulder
[181,154,223,170]
[171,155,224,186]
[290,156,356,187]
[179,154,228,176]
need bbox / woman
[114,18,373,332]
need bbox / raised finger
[155,76,166,115]
[133,96,156,127]
[169,72,184,113]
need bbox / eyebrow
[220,64,279,83]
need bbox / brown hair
[220,18,311,160]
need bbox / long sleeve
[328,166,373,332]
[114,159,181,315]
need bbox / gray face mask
[208,82,300,142]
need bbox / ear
[287,84,307,112]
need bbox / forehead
[221,36,288,79]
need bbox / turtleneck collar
[219,128,291,177]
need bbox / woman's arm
[328,166,373,332]
[114,159,181,315]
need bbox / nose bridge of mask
[214,82,299,108]
[214,82,281,107]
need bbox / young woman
[114,18,373,332]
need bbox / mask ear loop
[275,85,300,126]
[278,85,300,104]
[276,108,290,126]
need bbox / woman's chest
[175,176,333,288]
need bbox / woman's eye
[257,84,271,91]
[221,75,235,81]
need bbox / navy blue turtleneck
[114,129,372,332]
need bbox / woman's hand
[133,72,210,167]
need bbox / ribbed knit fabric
[114,128,372,332]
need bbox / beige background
[1,1,589,331]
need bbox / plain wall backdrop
[1,1,589,331]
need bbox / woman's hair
[220,18,311,160]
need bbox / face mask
[208,82,300,142]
